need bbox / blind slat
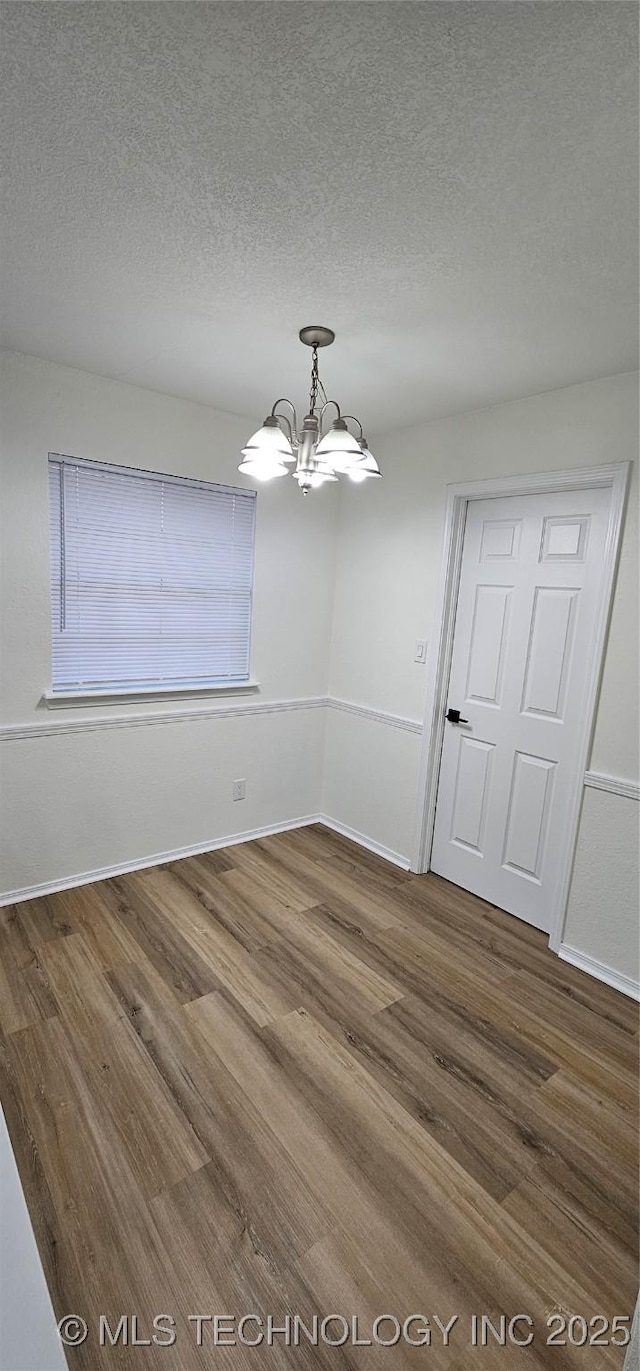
[49,456,256,691]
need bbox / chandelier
[239,326,382,495]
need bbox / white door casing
[416,464,630,944]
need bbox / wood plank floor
[1,824,637,1369]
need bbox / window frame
[46,453,259,707]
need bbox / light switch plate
[414,640,427,664]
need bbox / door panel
[465,585,512,706]
[540,514,590,561]
[430,487,610,932]
[450,736,494,853]
[502,752,555,881]
[520,587,578,719]
[480,518,522,561]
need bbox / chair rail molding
[327,697,423,734]
[584,770,639,801]
[0,695,426,742]
[0,695,328,742]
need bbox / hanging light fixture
[239,327,382,495]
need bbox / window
[48,454,256,696]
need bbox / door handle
[446,708,469,724]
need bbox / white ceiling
[1,2,637,434]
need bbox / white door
[430,487,611,932]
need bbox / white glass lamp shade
[354,442,382,478]
[241,417,294,462]
[328,452,366,474]
[238,456,288,481]
[315,421,364,468]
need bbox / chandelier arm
[318,399,342,434]
[340,414,364,440]
[270,398,298,442]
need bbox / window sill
[42,681,261,709]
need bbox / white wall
[1,353,637,990]
[0,351,337,895]
[0,1107,67,1371]
[324,372,639,984]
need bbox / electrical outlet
[414,639,427,664]
[232,779,246,801]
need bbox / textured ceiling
[1,2,638,433]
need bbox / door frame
[411,461,630,953]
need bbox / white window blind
[48,455,256,694]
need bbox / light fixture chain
[309,344,320,414]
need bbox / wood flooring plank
[297,1234,448,1370]
[397,877,638,1036]
[45,881,144,971]
[380,998,638,1252]
[498,967,639,1077]
[379,924,638,1112]
[183,989,477,1321]
[254,834,405,933]
[105,873,223,1004]
[0,1027,75,1322]
[219,839,319,913]
[255,915,404,1019]
[106,959,327,1263]
[9,892,74,947]
[39,933,208,1197]
[1,828,637,1371]
[219,866,308,938]
[166,854,297,950]
[289,823,412,893]
[266,1007,628,1368]
[538,1069,638,1172]
[188,845,239,875]
[5,1016,199,1371]
[0,904,59,1034]
[275,986,539,1202]
[501,1170,638,1312]
[150,1165,342,1371]
[124,866,297,1026]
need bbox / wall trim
[557,943,639,1002]
[0,696,328,742]
[584,770,639,801]
[0,811,414,906]
[0,695,426,742]
[327,697,423,734]
[317,814,411,870]
[0,815,322,906]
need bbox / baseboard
[557,942,639,1002]
[6,822,633,1006]
[0,815,322,906]
[0,811,413,905]
[317,814,411,871]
